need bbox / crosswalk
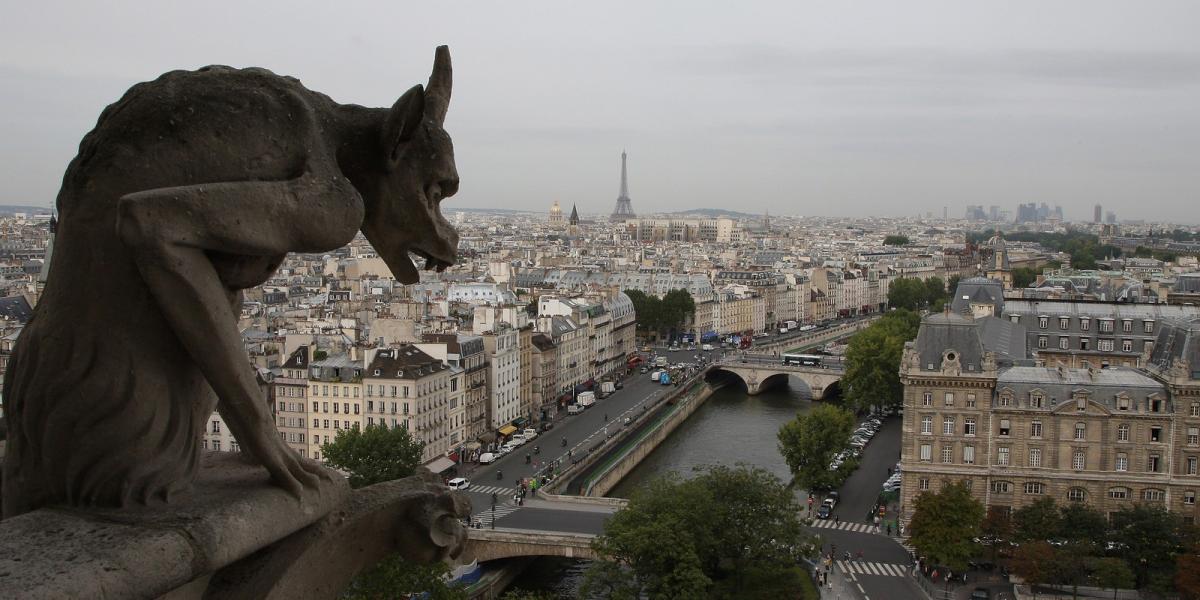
[470,502,522,527]
[809,519,880,534]
[464,484,516,497]
[837,560,910,578]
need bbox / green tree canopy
[1110,504,1195,589]
[979,505,1014,562]
[661,289,697,336]
[1059,503,1107,548]
[777,404,856,491]
[1013,497,1061,543]
[1011,541,1058,598]
[1092,557,1135,600]
[584,465,815,598]
[907,481,984,572]
[883,235,910,246]
[842,309,919,412]
[322,423,425,489]
[887,278,927,312]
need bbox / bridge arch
[705,363,843,399]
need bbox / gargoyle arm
[116,172,363,497]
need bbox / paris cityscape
[2,3,1200,600]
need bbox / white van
[567,404,584,415]
[478,452,496,464]
[523,428,539,440]
[447,477,470,490]
[701,344,714,352]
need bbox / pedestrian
[886,523,892,536]
[834,514,840,524]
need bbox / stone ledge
[0,452,348,599]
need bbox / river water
[506,377,816,596]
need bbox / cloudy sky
[2,1,1197,222]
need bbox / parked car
[816,504,832,519]
[478,452,496,464]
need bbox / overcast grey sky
[2,1,1198,222]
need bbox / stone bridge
[462,529,598,562]
[708,359,844,398]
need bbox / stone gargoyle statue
[2,47,461,519]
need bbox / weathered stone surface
[2,46,459,518]
[205,471,469,600]
[0,452,348,598]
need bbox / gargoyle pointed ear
[425,45,452,125]
[381,84,425,170]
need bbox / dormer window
[373,369,380,376]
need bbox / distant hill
[450,207,537,215]
[667,208,757,218]
[0,205,54,215]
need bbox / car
[822,496,838,510]
[970,588,990,600]
[478,452,496,464]
[640,366,649,374]
[539,421,555,432]
[615,381,624,389]
[816,504,832,519]
[447,477,470,490]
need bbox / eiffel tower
[610,150,636,221]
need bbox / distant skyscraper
[1094,204,1102,223]
[610,150,636,222]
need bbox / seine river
[507,377,816,596]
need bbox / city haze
[1,1,1198,222]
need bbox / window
[333,402,339,413]
[1109,487,1130,500]
[919,478,930,491]
[1186,492,1197,506]
[322,402,329,412]
[963,445,975,464]
[1142,489,1164,501]
[1024,482,1044,495]
[964,419,977,436]
[922,392,932,406]
[1116,453,1128,472]
[1117,424,1130,441]
[966,393,977,408]
[1149,454,1161,473]
[997,447,1010,466]
[1075,422,1086,440]
[1080,338,1090,351]
[999,419,1011,437]
[1031,421,1043,438]
[1059,337,1070,350]
[943,417,955,435]
[1038,316,1048,329]
[1189,457,1198,476]
[1150,399,1163,413]
[1072,449,1085,470]
[1151,427,1162,442]
[1122,339,1133,353]
[1029,448,1042,467]
[1031,393,1045,409]
[1189,428,1199,446]
[991,481,1012,494]
[1068,488,1086,502]
[1059,317,1070,330]
[211,421,221,434]
[1117,396,1130,411]
[1098,339,1114,352]
[1122,320,1133,333]
[323,419,330,429]
[1144,320,1155,334]
[999,393,1012,407]
[944,392,954,407]
[1080,318,1091,331]
[1193,403,1200,417]
[920,444,932,461]
[213,440,221,451]
[1038,336,1048,349]
[921,416,933,435]
[1099,320,1114,333]
[942,447,953,463]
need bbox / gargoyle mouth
[411,247,454,273]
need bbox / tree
[322,423,425,489]
[1059,504,1107,548]
[887,278,927,312]
[883,235,909,246]
[660,289,696,338]
[1176,550,1200,600]
[1011,266,1039,289]
[1013,497,1060,543]
[923,276,947,312]
[946,275,962,298]
[1011,542,1057,599]
[1092,557,1135,600]
[1109,504,1192,589]
[842,309,919,412]
[777,404,856,491]
[323,424,464,600]
[907,481,984,572]
[585,465,815,598]
[979,505,1013,562]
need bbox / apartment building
[482,326,521,430]
[306,353,364,461]
[273,346,311,456]
[364,345,450,464]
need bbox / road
[459,346,724,527]
[808,415,926,600]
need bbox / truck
[649,369,663,381]
[577,391,596,408]
[655,356,668,368]
[599,381,616,398]
[785,320,798,331]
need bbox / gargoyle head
[361,45,460,284]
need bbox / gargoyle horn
[425,45,452,125]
